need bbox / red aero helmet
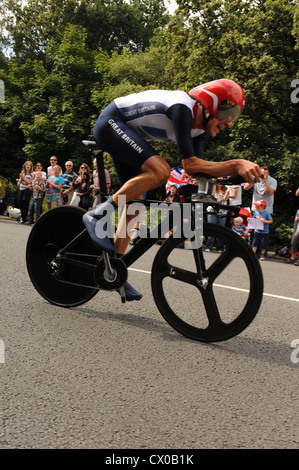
[188,79,245,123]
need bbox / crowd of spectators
[13,155,111,224]
[2,160,299,264]
[163,166,299,264]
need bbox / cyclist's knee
[143,156,171,186]
[155,168,171,186]
[148,162,171,186]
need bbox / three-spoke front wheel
[151,223,263,342]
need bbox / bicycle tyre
[26,206,99,307]
[151,223,263,342]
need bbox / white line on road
[128,268,299,303]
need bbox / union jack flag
[165,167,197,194]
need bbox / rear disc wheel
[26,206,99,307]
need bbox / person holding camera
[244,165,277,215]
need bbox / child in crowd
[251,199,273,260]
[29,171,46,224]
[232,216,249,239]
[46,165,64,209]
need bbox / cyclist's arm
[182,156,261,182]
[167,104,201,158]
[167,104,261,182]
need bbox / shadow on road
[72,305,296,369]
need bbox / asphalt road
[0,217,298,449]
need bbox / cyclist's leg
[112,157,170,300]
[83,109,170,300]
[113,156,170,253]
[83,110,170,252]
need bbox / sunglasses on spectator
[81,166,87,168]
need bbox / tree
[2,0,78,62]
[1,0,169,61]
[19,25,103,165]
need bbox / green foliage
[1,0,169,60]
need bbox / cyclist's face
[207,117,232,137]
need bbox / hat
[254,199,267,207]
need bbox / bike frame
[55,141,241,290]
[54,195,240,291]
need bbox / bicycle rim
[151,223,263,342]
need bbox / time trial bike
[26,141,263,343]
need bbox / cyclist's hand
[238,160,261,183]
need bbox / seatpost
[95,149,108,201]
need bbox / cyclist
[83,79,262,300]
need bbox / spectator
[28,171,46,224]
[47,156,62,177]
[73,171,92,210]
[91,157,111,208]
[224,182,242,227]
[232,216,249,239]
[34,162,47,182]
[18,161,34,224]
[46,165,64,209]
[205,185,227,253]
[78,163,91,176]
[165,184,181,203]
[244,165,277,215]
[62,161,76,205]
[224,183,242,206]
[251,199,273,261]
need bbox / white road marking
[128,268,299,303]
